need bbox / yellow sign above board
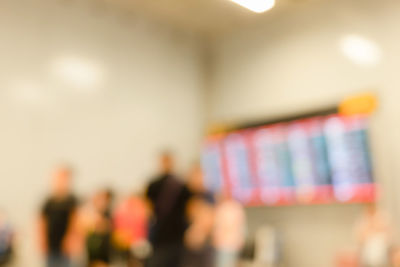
[339,93,378,116]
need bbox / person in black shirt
[86,189,114,267]
[146,152,192,267]
[39,166,78,267]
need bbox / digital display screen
[202,115,375,206]
[201,139,225,193]
[252,125,294,205]
[224,133,256,203]
[324,115,374,202]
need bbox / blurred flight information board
[201,115,375,206]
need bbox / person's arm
[184,199,215,250]
[37,215,48,255]
[145,182,154,201]
[145,182,156,212]
[62,198,83,257]
[38,201,49,256]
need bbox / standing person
[39,166,79,267]
[213,192,246,267]
[146,152,192,267]
[183,164,215,267]
[85,189,114,267]
[0,211,13,266]
[354,203,393,267]
[113,193,150,267]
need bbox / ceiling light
[52,56,104,89]
[339,34,382,67]
[230,0,275,13]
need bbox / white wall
[3,0,400,266]
[209,0,400,266]
[0,0,204,265]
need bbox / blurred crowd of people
[35,152,246,267]
[2,152,398,267]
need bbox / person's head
[366,202,377,216]
[93,188,113,213]
[159,151,174,174]
[217,188,233,203]
[188,162,205,192]
[104,188,113,204]
[51,165,72,197]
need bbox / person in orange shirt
[113,193,149,267]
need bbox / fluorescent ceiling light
[339,34,382,67]
[230,0,275,13]
[52,56,104,89]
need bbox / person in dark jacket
[146,152,192,267]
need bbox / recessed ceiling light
[230,0,275,13]
[339,34,382,67]
[51,56,104,89]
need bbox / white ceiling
[101,0,318,36]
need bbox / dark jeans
[147,244,183,267]
[182,245,215,267]
[47,252,70,267]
